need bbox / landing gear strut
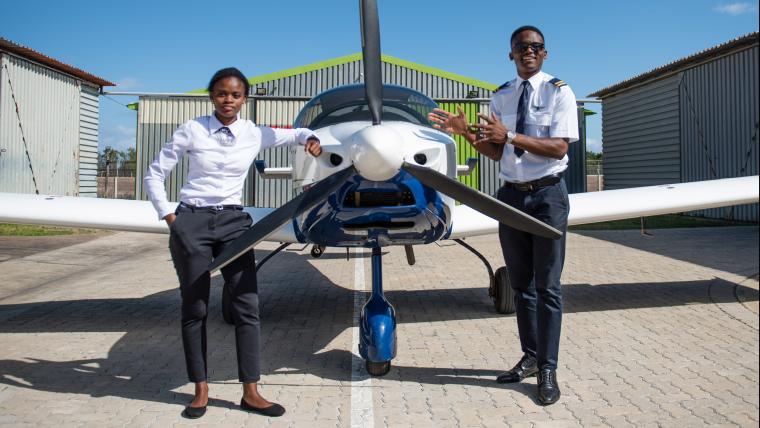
[221,243,291,325]
[454,239,515,314]
[358,247,397,376]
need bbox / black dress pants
[168,205,260,383]
[497,179,569,371]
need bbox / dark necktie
[216,126,235,146]
[514,80,530,157]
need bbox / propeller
[360,0,382,125]
[401,162,562,239]
[208,166,357,273]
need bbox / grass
[0,223,101,236]
[570,214,754,231]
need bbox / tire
[310,245,325,258]
[365,360,391,377]
[222,283,234,325]
[493,266,516,314]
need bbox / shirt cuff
[156,203,174,221]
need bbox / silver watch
[506,130,517,144]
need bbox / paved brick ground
[0,227,757,427]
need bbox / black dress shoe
[240,398,286,417]
[537,368,561,405]
[181,405,207,419]
[496,354,538,383]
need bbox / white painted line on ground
[351,247,374,428]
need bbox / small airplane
[0,0,757,377]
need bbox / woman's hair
[207,67,250,95]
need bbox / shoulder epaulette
[496,81,512,91]
[548,77,567,88]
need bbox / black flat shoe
[537,368,561,405]
[496,354,538,383]
[240,398,286,417]
[181,405,207,419]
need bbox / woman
[144,67,322,419]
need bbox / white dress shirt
[144,114,317,220]
[491,70,579,183]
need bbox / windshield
[294,84,437,129]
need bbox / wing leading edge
[448,176,760,239]
[0,192,298,243]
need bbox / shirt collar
[516,71,545,91]
[208,113,242,137]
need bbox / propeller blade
[359,0,382,125]
[401,162,562,239]
[209,166,357,273]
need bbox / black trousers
[168,205,260,383]
[497,179,569,371]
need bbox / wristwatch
[506,130,517,145]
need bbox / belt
[503,174,562,192]
[178,202,244,212]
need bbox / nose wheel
[365,360,391,376]
[358,247,397,376]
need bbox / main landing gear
[359,246,397,376]
[453,239,515,314]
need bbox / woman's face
[210,77,247,123]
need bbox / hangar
[0,38,113,197]
[589,32,759,221]
[134,54,590,207]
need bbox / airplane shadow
[0,249,756,409]
[572,227,759,278]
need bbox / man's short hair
[510,25,545,46]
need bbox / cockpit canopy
[294,84,438,129]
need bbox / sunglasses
[513,42,545,53]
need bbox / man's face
[510,30,547,78]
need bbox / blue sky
[2,0,758,154]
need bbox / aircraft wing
[448,175,759,239]
[0,192,298,242]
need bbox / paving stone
[0,227,757,427]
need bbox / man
[428,25,578,405]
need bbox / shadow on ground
[0,247,757,409]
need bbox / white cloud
[115,77,140,90]
[714,3,758,14]
[586,137,603,153]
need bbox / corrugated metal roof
[189,53,498,94]
[0,37,115,87]
[589,32,759,98]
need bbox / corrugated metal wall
[79,85,100,196]
[0,53,81,196]
[253,59,492,99]
[679,45,759,221]
[565,106,587,194]
[601,75,682,188]
[437,101,480,190]
[254,100,307,207]
[477,103,502,197]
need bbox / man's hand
[164,213,176,226]
[305,137,322,157]
[474,112,509,146]
[428,106,469,136]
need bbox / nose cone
[349,125,404,181]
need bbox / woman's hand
[305,137,322,157]
[427,106,469,135]
[164,213,176,226]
